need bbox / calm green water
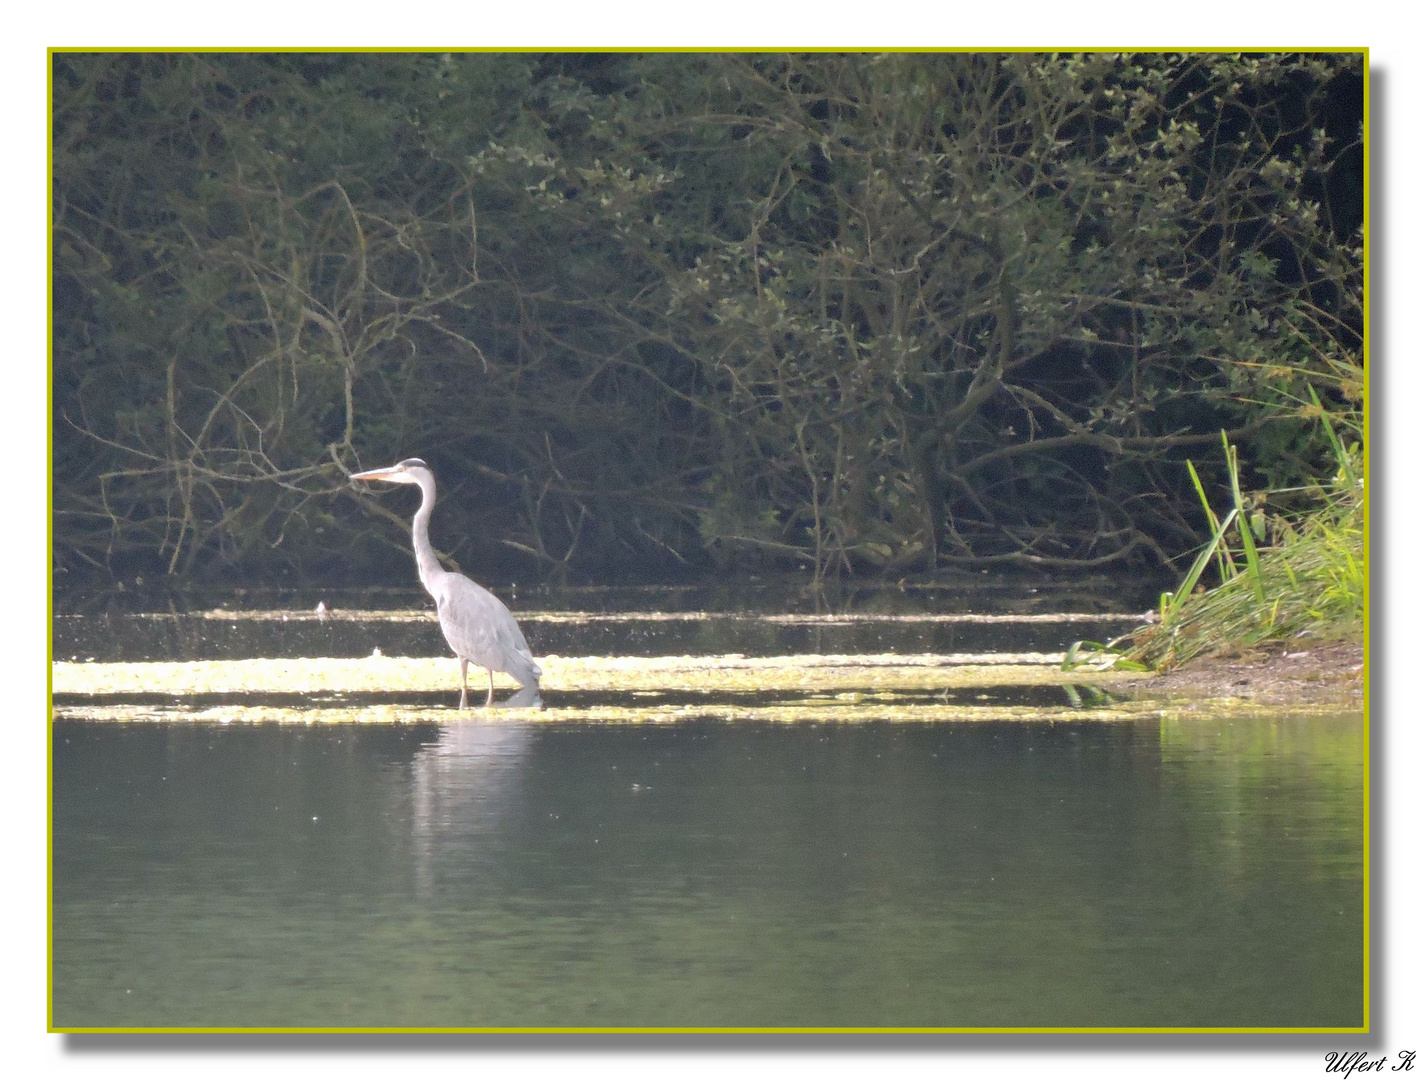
[51,713,1364,1029]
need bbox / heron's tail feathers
[505,649,542,690]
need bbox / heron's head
[349,458,430,485]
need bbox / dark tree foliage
[52,51,1363,585]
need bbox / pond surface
[49,583,1365,1030]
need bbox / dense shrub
[52,52,1364,585]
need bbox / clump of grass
[1123,414,1363,671]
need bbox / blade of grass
[1166,506,1239,620]
[1309,384,1361,500]
[1223,431,1265,604]
[1188,456,1238,583]
[1187,459,1221,535]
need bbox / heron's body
[350,459,541,708]
[430,572,542,700]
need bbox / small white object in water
[315,601,329,622]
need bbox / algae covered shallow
[154,608,1144,625]
[53,651,1125,695]
[53,650,1357,725]
[52,652,1151,724]
[53,700,1154,726]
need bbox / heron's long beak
[350,467,400,482]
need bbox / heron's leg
[458,658,469,710]
[484,668,495,709]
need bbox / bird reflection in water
[407,719,535,900]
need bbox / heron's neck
[410,473,447,592]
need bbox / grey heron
[350,458,542,708]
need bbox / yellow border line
[51,1025,1370,1035]
[46,46,56,1037]
[1361,45,1372,1037]
[47,46,1369,53]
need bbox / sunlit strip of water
[53,653,1137,696]
[57,608,1151,624]
[52,700,1153,725]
